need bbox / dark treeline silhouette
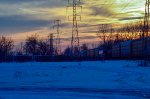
[0,34,104,62]
[0,36,14,62]
[1,20,150,62]
[24,34,52,56]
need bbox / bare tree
[0,36,14,60]
[37,40,49,55]
[24,34,38,55]
[64,46,71,56]
[81,44,88,51]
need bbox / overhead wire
[89,0,135,27]
[110,0,136,19]
[81,0,138,34]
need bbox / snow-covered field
[0,61,150,99]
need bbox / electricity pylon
[143,0,150,38]
[67,0,82,56]
[97,24,111,44]
[48,33,54,56]
[141,0,150,66]
[53,20,61,55]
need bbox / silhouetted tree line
[24,34,52,56]
[0,34,56,62]
[0,36,14,61]
[0,34,92,62]
[1,20,149,62]
[97,20,148,49]
[96,20,150,59]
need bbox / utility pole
[20,42,23,55]
[141,0,150,66]
[48,33,54,56]
[109,25,114,43]
[143,0,150,38]
[67,0,82,56]
[53,20,61,55]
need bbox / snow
[0,61,150,99]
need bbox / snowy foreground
[0,61,150,99]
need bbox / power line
[110,0,135,18]
[83,1,136,29]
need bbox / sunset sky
[0,0,145,45]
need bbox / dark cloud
[35,0,67,8]
[119,17,143,21]
[54,23,70,28]
[0,15,51,34]
[0,0,46,3]
[0,0,66,7]
[0,0,69,34]
[61,36,97,42]
[81,31,98,33]
[90,6,113,17]
[80,36,97,40]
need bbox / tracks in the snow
[0,87,150,98]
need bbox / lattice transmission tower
[143,0,150,38]
[48,33,54,56]
[67,0,82,56]
[97,24,112,44]
[53,20,61,55]
[141,0,150,66]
